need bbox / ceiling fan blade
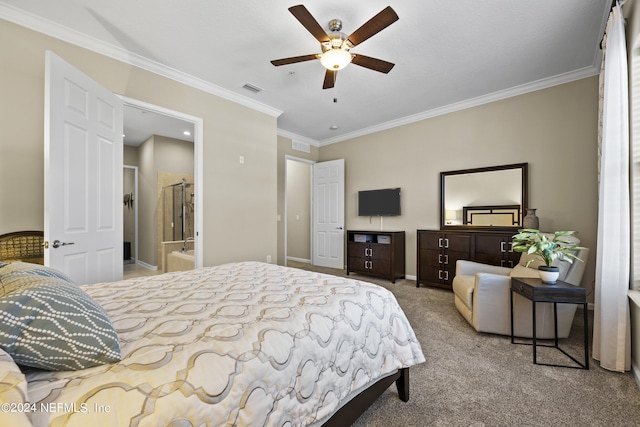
[346,6,399,48]
[323,70,337,89]
[351,54,395,74]
[271,54,319,66]
[289,5,330,43]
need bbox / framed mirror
[440,163,528,231]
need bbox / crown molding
[318,65,600,147]
[1,3,600,145]
[0,3,282,118]
[276,129,320,147]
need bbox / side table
[510,277,589,369]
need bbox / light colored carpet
[286,261,640,427]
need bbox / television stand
[346,230,405,283]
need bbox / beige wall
[131,135,194,269]
[318,77,599,299]
[136,135,194,268]
[0,19,278,267]
[286,160,311,261]
[1,18,598,291]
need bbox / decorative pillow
[0,261,74,284]
[0,348,31,426]
[0,273,121,371]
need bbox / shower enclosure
[162,180,195,243]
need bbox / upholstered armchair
[452,246,589,339]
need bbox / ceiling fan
[271,5,399,89]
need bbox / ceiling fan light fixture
[320,49,352,70]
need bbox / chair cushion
[452,274,475,311]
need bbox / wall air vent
[242,83,263,93]
[292,140,310,153]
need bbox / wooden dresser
[347,230,405,283]
[416,229,520,290]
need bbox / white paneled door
[312,159,345,269]
[44,51,123,284]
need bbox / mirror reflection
[441,163,528,230]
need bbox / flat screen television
[358,188,401,216]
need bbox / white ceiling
[123,105,194,146]
[0,1,610,146]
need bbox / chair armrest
[472,272,514,334]
[455,260,513,277]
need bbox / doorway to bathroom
[122,97,203,278]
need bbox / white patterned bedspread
[25,262,425,426]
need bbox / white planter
[538,266,560,284]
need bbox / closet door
[312,159,345,269]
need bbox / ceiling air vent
[242,83,263,93]
[292,140,310,153]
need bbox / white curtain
[593,1,631,372]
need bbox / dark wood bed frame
[323,367,410,426]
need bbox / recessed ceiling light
[329,125,339,130]
[183,131,192,136]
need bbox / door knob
[52,240,75,249]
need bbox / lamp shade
[320,49,352,70]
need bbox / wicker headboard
[0,231,45,265]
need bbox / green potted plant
[511,229,585,284]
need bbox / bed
[0,259,425,426]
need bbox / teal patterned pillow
[0,274,121,371]
[0,261,74,284]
